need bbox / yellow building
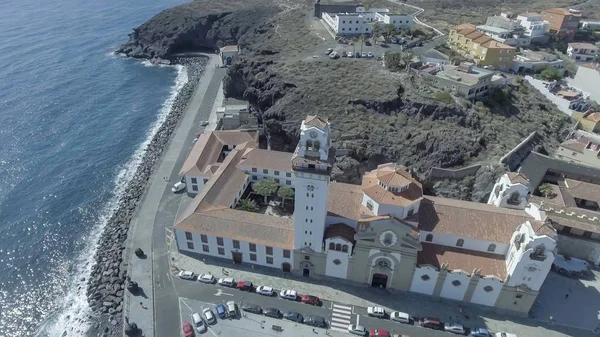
[448,23,516,71]
[573,110,600,133]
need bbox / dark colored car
[419,317,442,330]
[237,280,253,291]
[264,308,282,319]
[182,322,195,337]
[215,304,226,318]
[301,295,321,306]
[283,311,304,323]
[369,329,390,337]
[241,303,262,314]
[303,315,326,327]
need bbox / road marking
[332,308,352,315]
[332,312,351,320]
[180,298,194,312]
[214,289,234,296]
[333,304,352,311]
[330,322,349,330]
[356,315,360,325]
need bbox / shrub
[538,183,553,198]
[435,91,453,104]
[540,67,562,81]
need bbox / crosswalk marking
[330,303,353,333]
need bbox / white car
[367,52,374,58]
[348,324,367,336]
[192,312,207,333]
[226,300,237,317]
[279,289,297,300]
[256,285,274,296]
[178,270,195,280]
[217,277,235,287]
[202,308,216,324]
[445,323,465,334]
[390,311,410,323]
[495,333,518,337]
[172,181,186,193]
[198,273,215,284]
[367,306,385,318]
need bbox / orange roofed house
[448,23,516,71]
[174,115,557,316]
[541,8,581,40]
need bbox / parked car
[469,328,490,336]
[237,280,253,291]
[200,120,209,126]
[283,311,304,323]
[419,317,442,330]
[198,274,215,284]
[342,51,348,57]
[215,304,226,319]
[226,301,237,318]
[367,306,386,318]
[390,311,410,323]
[178,271,196,280]
[445,323,465,335]
[361,52,367,58]
[347,51,353,57]
[182,321,195,337]
[217,277,235,287]
[172,181,186,193]
[325,48,333,55]
[301,295,321,306]
[242,303,262,314]
[329,51,339,59]
[303,315,326,327]
[192,313,207,333]
[280,289,298,300]
[348,324,367,336]
[369,329,390,337]
[365,40,372,46]
[203,308,216,325]
[263,307,282,318]
[256,285,274,296]
[367,52,374,58]
[355,52,362,58]
[495,333,518,337]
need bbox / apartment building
[541,7,581,40]
[421,62,494,99]
[517,12,550,39]
[322,6,413,35]
[510,50,564,73]
[448,23,516,71]
[555,135,600,167]
[571,63,600,103]
[479,13,531,47]
[580,20,600,31]
[567,42,599,62]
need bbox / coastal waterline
[0,0,191,335]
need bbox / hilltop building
[174,116,557,321]
[448,23,516,71]
[567,42,599,62]
[541,8,581,40]
[479,13,531,47]
[516,12,550,41]
[321,5,412,36]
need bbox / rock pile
[84,56,208,337]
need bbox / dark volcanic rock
[117,2,280,60]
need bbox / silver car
[348,324,366,336]
[445,323,465,335]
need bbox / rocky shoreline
[83,56,208,337]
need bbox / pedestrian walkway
[330,303,353,332]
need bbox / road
[173,278,465,337]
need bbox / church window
[507,191,521,205]
[329,242,335,250]
[342,245,348,252]
[425,234,433,242]
[286,180,291,185]
[407,208,414,216]
[487,244,496,252]
[286,172,291,177]
[335,243,342,251]
[263,169,268,174]
[366,200,374,211]
[306,140,313,148]
[384,233,393,246]
[333,259,342,265]
[483,286,494,292]
[311,193,314,198]
[451,280,462,287]
[252,167,257,172]
[313,140,320,150]
[456,239,464,247]
[274,170,280,176]
[310,219,313,223]
[421,274,430,281]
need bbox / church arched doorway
[371,273,388,288]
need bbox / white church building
[174,115,557,316]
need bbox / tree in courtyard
[538,183,554,198]
[252,179,279,204]
[400,51,414,70]
[237,198,258,212]
[382,24,397,41]
[359,34,366,54]
[277,186,295,207]
[371,23,381,41]
[540,67,562,81]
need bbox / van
[226,301,237,317]
[390,311,410,324]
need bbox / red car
[301,294,321,306]
[182,321,195,337]
[369,329,390,337]
[237,280,253,291]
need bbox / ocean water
[0,0,189,336]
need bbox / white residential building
[580,20,600,31]
[174,116,558,318]
[570,63,600,103]
[517,13,550,38]
[476,24,531,47]
[510,50,564,73]
[567,42,599,62]
[322,6,413,35]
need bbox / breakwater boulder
[85,57,208,335]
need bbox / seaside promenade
[122,53,225,337]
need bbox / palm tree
[277,186,295,207]
[383,24,397,42]
[237,198,258,212]
[252,179,279,204]
[359,34,366,55]
[538,183,553,198]
[371,23,381,42]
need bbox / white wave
[37,63,188,337]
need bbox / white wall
[410,266,438,295]
[175,230,293,269]
[419,231,509,255]
[184,175,208,194]
[439,271,470,301]
[470,277,503,306]
[239,166,295,188]
[326,215,357,228]
[294,173,330,252]
[325,238,351,279]
[362,192,420,219]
